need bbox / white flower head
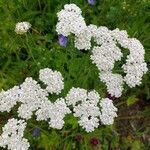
[17,77,48,119]
[91,44,122,71]
[65,87,87,106]
[66,88,101,132]
[74,27,92,50]
[79,116,99,132]
[36,98,70,129]
[0,86,20,112]
[15,22,31,34]
[39,68,64,94]
[56,4,87,37]
[0,118,29,150]
[99,72,124,98]
[48,98,71,129]
[100,98,118,125]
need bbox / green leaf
[127,95,138,106]
[131,140,144,150]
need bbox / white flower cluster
[56,4,148,97]
[100,98,118,125]
[56,4,86,36]
[0,68,71,149]
[91,44,122,71]
[99,72,124,98]
[56,4,92,50]
[17,77,49,120]
[39,68,64,94]
[0,118,29,150]
[15,22,31,34]
[91,27,148,96]
[0,86,20,112]
[36,98,71,129]
[66,87,118,132]
[122,38,148,87]
[0,68,70,129]
[0,4,148,150]
[66,88,100,132]
[0,70,118,150]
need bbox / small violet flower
[32,128,41,137]
[58,34,68,47]
[88,0,96,5]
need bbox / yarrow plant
[66,88,117,132]
[56,4,148,98]
[0,3,148,150]
[0,118,29,150]
[15,22,31,35]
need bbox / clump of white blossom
[66,88,100,132]
[99,72,124,98]
[56,4,92,50]
[0,68,70,128]
[100,98,118,125]
[91,28,148,96]
[56,4,86,36]
[0,118,29,150]
[0,71,118,149]
[66,87,118,132]
[56,3,148,97]
[0,68,71,149]
[91,44,122,71]
[0,86,20,112]
[36,98,71,129]
[39,68,64,94]
[17,77,49,120]
[15,22,31,34]
[122,38,148,87]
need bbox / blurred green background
[0,0,150,149]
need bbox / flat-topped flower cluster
[0,119,29,150]
[66,88,117,132]
[0,68,118,150]
[56,4,148,98]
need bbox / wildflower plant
[0,1,149,150]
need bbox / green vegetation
[0,0,150,149]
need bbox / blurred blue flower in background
[58,34,68,47]
[88,0,96,5]
[32,128,41,137]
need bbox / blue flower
[58,34,68,47]
[88,0,96,5]
[32,128,41,137]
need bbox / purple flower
[32,128,41,137]
[88,0,96,5]
[58,34,68,47]
[90,137,99,146]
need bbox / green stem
[31,28,41,35]
[25,34,37,64]
[116,101,126,106]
